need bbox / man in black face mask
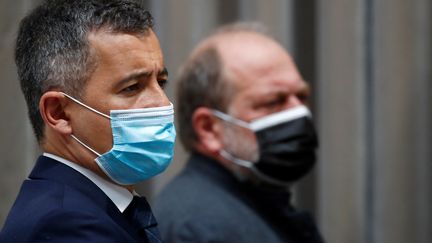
[154,23,324,243]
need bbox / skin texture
[39,29,169,190]
[192,31,310,176]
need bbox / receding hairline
[187,28,290,93]
[188,21,270,61]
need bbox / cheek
[73,112,114,153]
[225,125,255,141]
[92,119,114,153]
[242,129,257,143]
[222,125,259,161]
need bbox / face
[68,30,170,158]
[217,32,310,161]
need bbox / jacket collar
[28,155,143,240]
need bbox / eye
[122,83,140,93]
[264,95,286,108]
[158,79,168,89]
[264,100,280,107]
[296,92,309,104]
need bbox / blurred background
[0,0,431,242]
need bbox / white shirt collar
[43,152,133,213]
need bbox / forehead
[83,30,163,86]
[88,29,163,69]
[215,32,303,93]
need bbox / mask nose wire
[61,92,111,120]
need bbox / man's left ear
[192,107,225,155]
[39,91,72,135]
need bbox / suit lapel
[28,156,143,241]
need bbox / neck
[42,133,134,192]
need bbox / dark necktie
[123,196,162,243]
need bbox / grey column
[238,0,293,51]
[317,0,368,242]
[318,0,432,242]
[372,0,432,242]
[414,0,432,241]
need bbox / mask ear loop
[211,110,251,129]
[61,92,111,119]
[70,135,102,157]
[60,92,108,157]
[212,109,256,168]
[220,149,254,168]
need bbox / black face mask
[213,106,318,186]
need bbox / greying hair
[176,22,269,151]
[16,0,154,142]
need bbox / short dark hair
[16,0,154,142]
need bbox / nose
[136,78,171,108]
[150,79,171,107]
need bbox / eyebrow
[159,67,168,77]
[114,67,169,89]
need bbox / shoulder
[5,177,103,219]
[0,179,130,242]
[1,208,128,243]
[155,205,281,243]
[153,159,280,242]
[154,159,238,221]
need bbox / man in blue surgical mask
[0,1,175,242]
[154,23,324,243]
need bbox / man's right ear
[39,91,72,135]
[192,107,224,154]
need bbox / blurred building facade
[0,1,430,242]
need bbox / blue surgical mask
[62,93,176,185]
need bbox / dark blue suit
[0,156,149,242]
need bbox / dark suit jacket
[154,153,324,243]
[0,156,147,242]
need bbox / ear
[39,91,72,136]
[192,107,224,154]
